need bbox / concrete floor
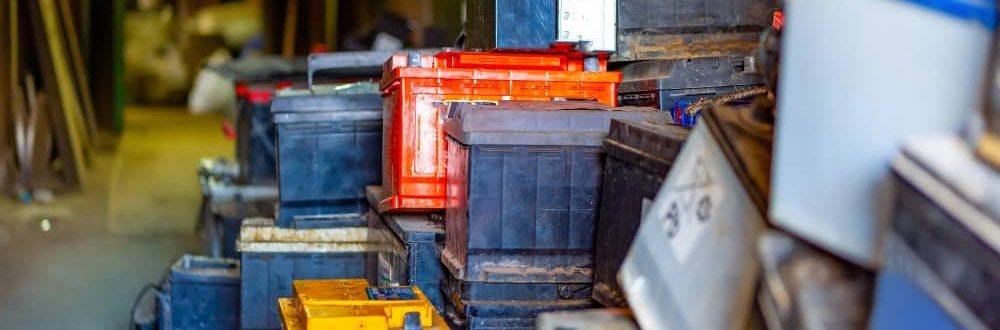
[0,106,231,329]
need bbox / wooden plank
[29,89,59,190]
[325,0,338,50]
[57,0,98,142]
[39,0,90,155]
[282,0,298,57]
[26,0,86,189]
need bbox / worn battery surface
[238,218,369,329]
[592,119,689,307]
[441,270,592,303]
[271,83,382,226]
[465,0,616,51]
[167,255,241,330]
[379,47,621,212]
[279,279,450,330]
[614,0,776,61]
[617,57,762,125]
[869,136,1000,330]
[619,103,772,330]
[442,102,670,283]
[442,292,593,330]
[366,206,446,312]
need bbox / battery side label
[657,141,724,265]
[557,0,617,51]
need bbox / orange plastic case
[378,48,621,212]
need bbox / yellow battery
[278,298,305,330]
[282,279,450,330]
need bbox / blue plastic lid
[901,0,997,29]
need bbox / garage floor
[0,107,230,329]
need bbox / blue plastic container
[238,218,368,329]
[869,269,960,330]
[465,0,556,50]
[442,103,671,283]
[367,208,447,312]
[168,255,241,330]
[271,84,382,227]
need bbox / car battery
[756,231,874,330]
[441,291,592,330]
[465,0,616,52]
[366,207,447,312]
[617,57,763,126]
[869,136,1000,330]
[619,103,772,330]
[279,279,450,330]
[770,0,995,269]
[238,217,369,330]
[378,46,622,213]
[592,119,690,307]
[166,255,241,330]
[271,82,383,227]
[614,0,776,62]
[441,102,669,283]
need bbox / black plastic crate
[167,255,241,330]
[442,102,671,283]
[271,84,382,227]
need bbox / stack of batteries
[237,51,398,330]
[277,279,450,329]
[367,44,646,329]
[200,57,305,259]
[441,101,669,329]
[614,0,775,126]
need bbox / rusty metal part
[685,85,770,117]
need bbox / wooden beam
[282,0,299,57]
[27,0,87,189]
[58,0,98,142]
